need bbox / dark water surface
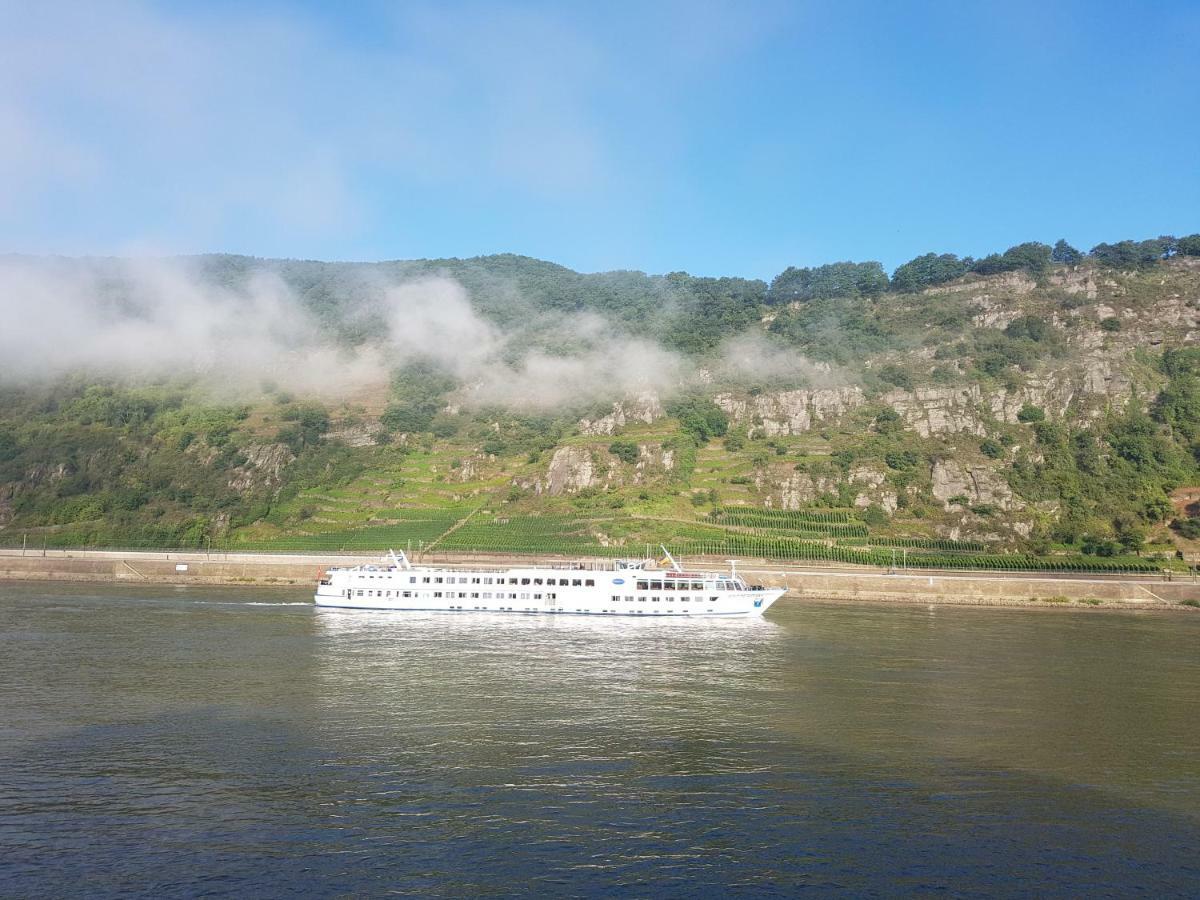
[1,583,1198,897]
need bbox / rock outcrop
[578,393,664,435]
[324,422,383,447]
[930,459,1020,511]
[715,387,865,437]
[228,443,295,494]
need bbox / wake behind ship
[315,550,784,618]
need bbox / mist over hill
[2,235,1200,568]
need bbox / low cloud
[0,256,832,410]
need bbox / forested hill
[2,234,1200,571]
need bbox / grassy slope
[1,257,1198,571]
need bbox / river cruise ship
[314,550,784,617]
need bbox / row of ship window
[353,590,560,600]
[356,574,596,587]
[348,589,720,603]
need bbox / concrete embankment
[2,548,1198,610]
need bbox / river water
[1,583,1197,897]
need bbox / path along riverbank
[2,548,1198,611]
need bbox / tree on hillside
[972,242,1052,276]
[1051,239,1082,265]
[889,253,968,292]
[1178,234,1200,257]
[767,261,888,303]
[1089,238,1171,268]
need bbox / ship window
[434,591,442,598]
[652,598,660,602]
[472,577,480,584]
[520,593,530,600]
[638,598,646,602]
[667,598,674,602]
[585,579,594,586]
[471,592,479,599]
[572,579,582,586]
[710,597,718,602]
[521,578,530,585]
[484,577,493,585]
[611,595,619,602]
[625,596,633,602]
[410,577,416,583]
[356,590,364,596]
[548,593,556,600]
[533,578,543,585]
[637,581,648,591]
[650,581,663,591]
[534,593,542,600]
[422,577,430,583]
[664,581,675,590]
[403,591,411,598]
[691,581,703,590]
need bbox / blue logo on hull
[753,599,763,608]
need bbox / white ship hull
[314,556,784,618]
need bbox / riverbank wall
[2,548,1198,610]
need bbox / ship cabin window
[422,577,430,583]
[471,577,480,584]
[664,580,676,591]
[710,596,718,602]
[533,578,543,585]
[690,581,703,591]
[484,577,493,585]
[611,595,619,602]
[534,594,542,600]
[507,578,517,585]
[548,593,556,600]
[650,581,663,591]
[585,579,594,587]
[409,577,416,584]
[356,590,364,597]
[434,592,442,598]
[652,597,660,602]
[667,597,675,602]
[625,596,633,602]
[637,581,648,591]
[638,597,646,602]
[403,591,412,598]
[521,578,530,585]
[520,592,530,600]
[471,592,479,599]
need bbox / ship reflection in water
[2,585,1198,896]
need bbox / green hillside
[3,236,1200,572]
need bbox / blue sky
[2,0,1197,279]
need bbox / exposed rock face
[578,392,664,436]
[228,442,295,494]
[546,447,609,495]
[882,366,1129,437]
[930,459,1019,511]
[634,444,675,484]
[884,387,989,437]
[324,422,383,447]
[715,387,865,437]
[848,465,898,514]
[531,442,676,495]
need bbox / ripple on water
[1,586,1198,896]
